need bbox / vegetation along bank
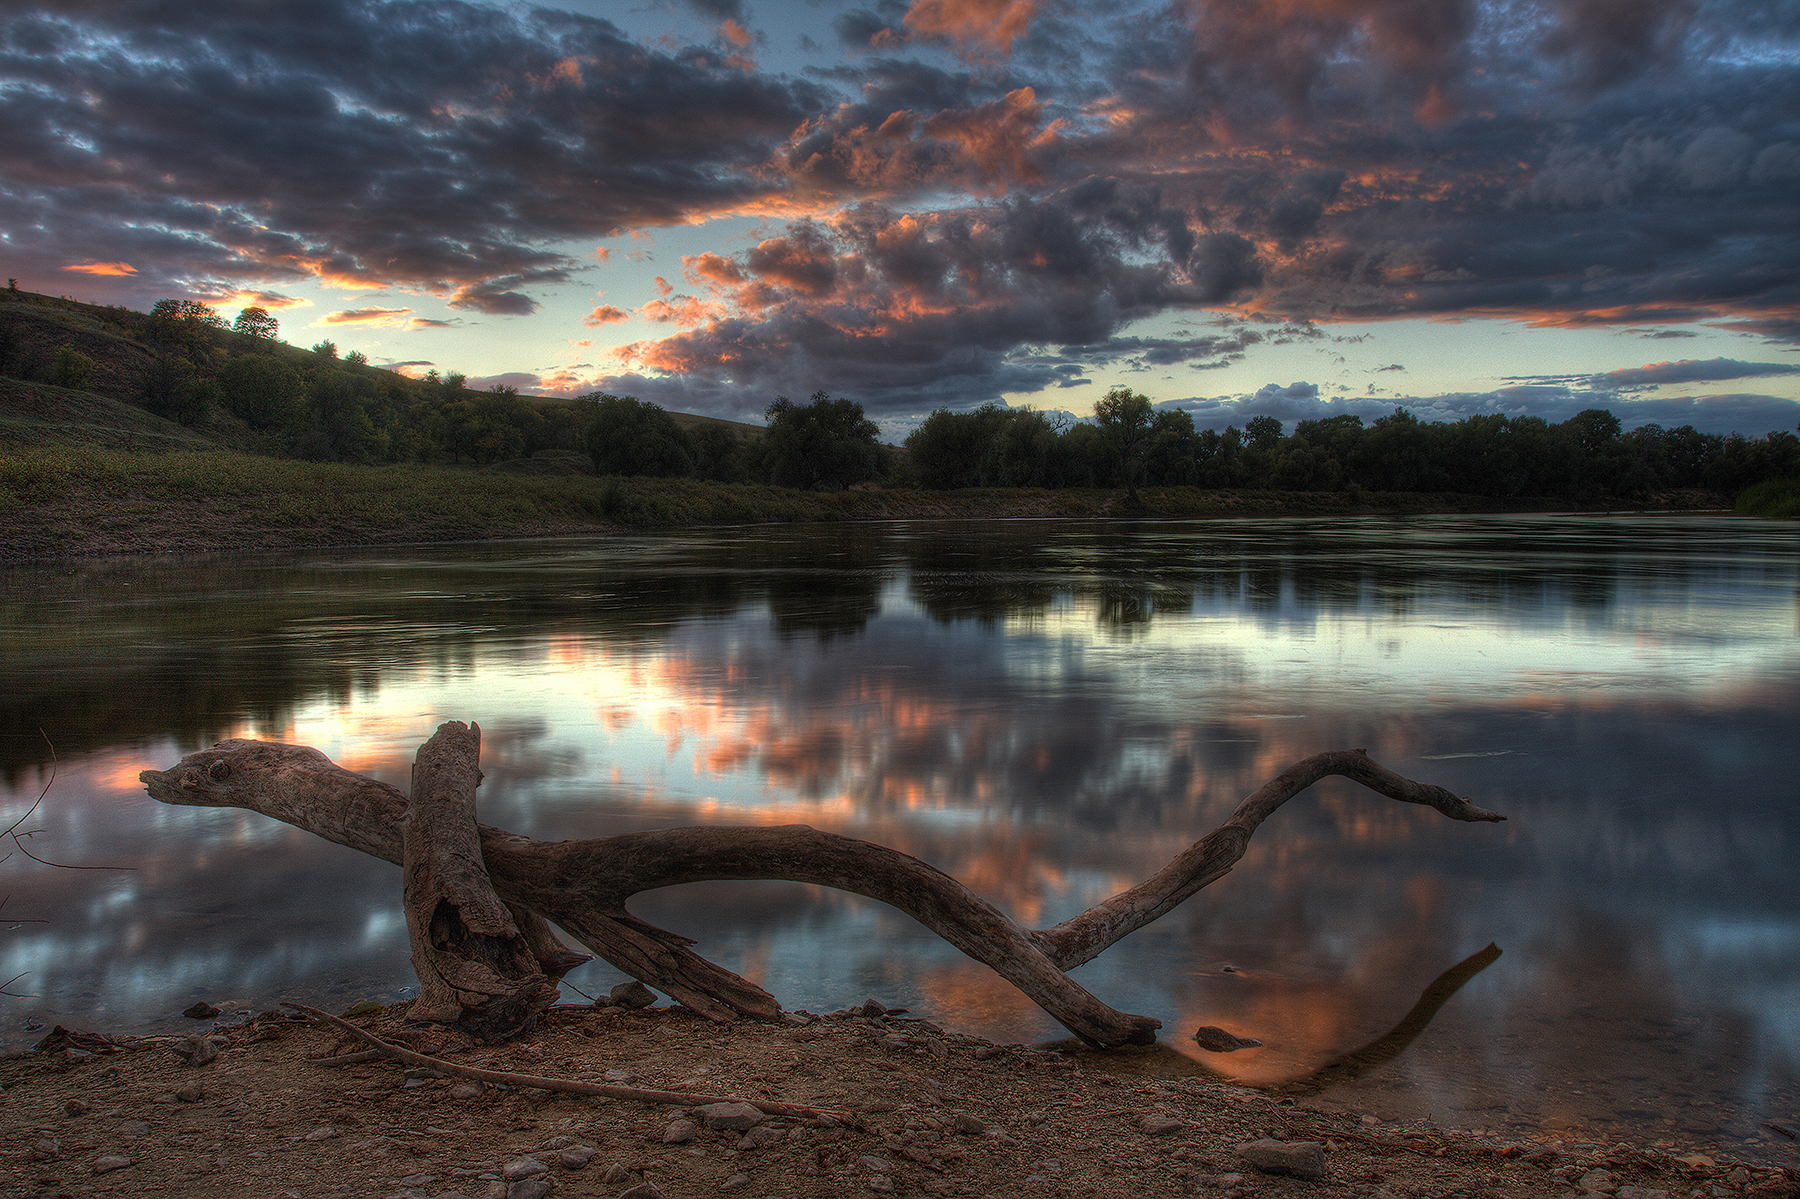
[3,286,1795,560]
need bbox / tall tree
[759,391,881,490]
[1092,387,1156,502]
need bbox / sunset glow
[1,1,1792,435]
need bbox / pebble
[737,1125,782,1150]
[617,1184,663,1199]
[554,1146,595,1168]
[662,1119,698,1144]
[608,981,656,1010]
[601,1163,630,1183]
[1614,1188,1670,1199]
[91,1154,133,1174]
[448,1082,485,1099]
[500,1156,548,1181]
[695,1101,766,1132]
[1191,1026,1263,1052]
[506,1180,554,1199]
[1141,1114,1185,1136]
[1236,1138,1328,1181]
[720,1173,750,1190]
[1578,1167,1619,1194]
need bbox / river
[2,514,1796,1153]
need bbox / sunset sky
[4,0,1798,436]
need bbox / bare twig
[4,730,133,871]
[284,1001,855,1122]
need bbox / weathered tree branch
[141,740,1503,1049]
[402,721,579,1039]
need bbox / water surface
[2,515,1796,1154]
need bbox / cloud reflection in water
[0,516,1795,1150]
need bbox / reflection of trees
[3,517,1776,780]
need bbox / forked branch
[141,739,1503,1048]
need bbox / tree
[218,354,305,430]
[233,306,278,341]
[758,391,881,490]
[583,394,694,477]
[146,298,226,355]
[311,339,338,358]
[1245,414,1283,451]
[1092,387,1156,501]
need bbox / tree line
[6,289,1793,500]
[903,388,1800,502]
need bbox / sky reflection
[1,515,1796,1152]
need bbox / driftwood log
[140,738,1505,1048]
[401,721,582,1038]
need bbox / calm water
[2,515,1797,1154]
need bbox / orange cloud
[721,19,751,48]
[685,252,746,288]
[586,304,629,326]
[320,306,413,326]
[640,295,721,325]
[922,87,1059,184]
[526,55,585,89]
[62,261,137,276]
[903,0,1036,53]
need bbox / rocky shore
[4,1001,1794,1199]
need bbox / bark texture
[401,721,579,1039]
[141,740,1505,1048]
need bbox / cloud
[321,307,413,326]
[62,261,137,276]
[465,371,546,393]
[0,2,827,309]
[1165,385,1800,438]
[1595,358,1800,389]
[5,0,1797,431]
[902,0,1039,55]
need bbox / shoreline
[4,1002,1794,1197]
[0,456,1737,563]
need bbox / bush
[52,345,93,389]
[1736,478,1800,519]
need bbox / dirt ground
[3,1002,1795,1199]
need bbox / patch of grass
[1736,477,1800,519]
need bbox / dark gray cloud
[0,1,826,308]
[1593,358,1800,389]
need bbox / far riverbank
[0,445,1738,562]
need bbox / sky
[3,0,1798,438]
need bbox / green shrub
[52,345,94,389]
[1736,478,1800,519]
